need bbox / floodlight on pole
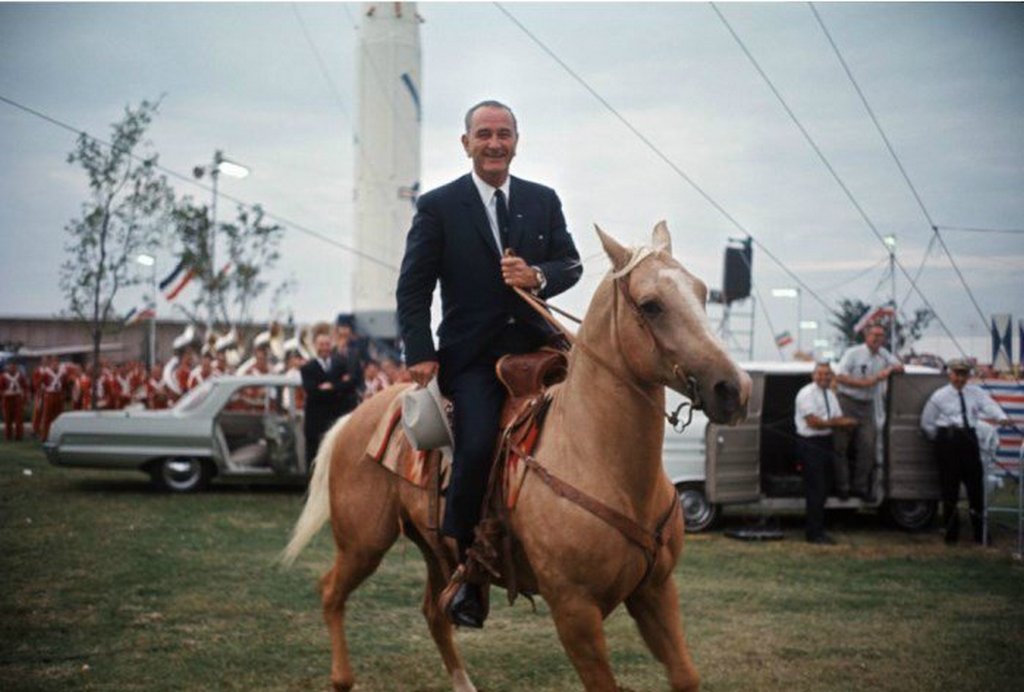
[193,149,250,330]
[799,320,819,330]
[772,286,803,351]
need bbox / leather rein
[512,246,700,432]
[498,247,706,588]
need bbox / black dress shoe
[448,583,486,629]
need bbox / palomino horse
[282,222,751,692]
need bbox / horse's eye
[639,300,663,318]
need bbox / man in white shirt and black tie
[920,358,1009,544]
[794,362,858,544]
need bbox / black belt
[937,426,975,438]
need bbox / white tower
[352,2,422,338]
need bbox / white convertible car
[44,374,309,492]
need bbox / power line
[813,256,889,295]
[492,2,833,317]
[0,92,398,273]
[807,2,991,349]
[935,225,1024,235]
[710,3,967,356]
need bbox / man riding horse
[396,99,583,628]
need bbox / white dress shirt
[836,344,901,401]
[920,383,1005,440]
[470,169,510,253]
[795,382,844,438]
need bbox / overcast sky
[1,2,1021,361]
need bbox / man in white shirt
[835,323,904,500]
[794,362,858,544]
[920,358,1009,544]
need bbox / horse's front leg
[548,595,618,691]
[625,575,700,692]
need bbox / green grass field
[2,441,1023,691]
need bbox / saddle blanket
[365,385,541,509]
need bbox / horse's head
[594,222,751,425]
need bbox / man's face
[315,335,331,360]
[812,364,833,389]
[255,347,268,366]
[462,106,518,187]
[949,369,969,390]
[865,327,885,352]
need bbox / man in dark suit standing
[396,100,582,627]
[300,328,362,468]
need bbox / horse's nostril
[714,380,740,413]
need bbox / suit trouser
[3,395,24,441]
[934,427,983,540]
[798,434,834,540]
[837,393,876,495]
[442,323,540,549]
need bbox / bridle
[513,246,702,432]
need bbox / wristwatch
[530,266,547,294]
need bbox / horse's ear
[652,220,672,255]
[595,224,631,272]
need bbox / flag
[124,305,156,326]
[991,314,1012,371]
[775,330,794,348]
[853,305,896,334]
[159,259,196,301]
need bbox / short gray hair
[464,100,518,133]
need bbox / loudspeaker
[722,241,752,304]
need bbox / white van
[663,362,945,532]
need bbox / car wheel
[152,457,211,493]
[678,483,719,533]
[883,499,937,531]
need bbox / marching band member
[214,328,238,376]
[39,359,68,442]
[31,356,54,437]
[1,359,29,441]
[147,362,171,410]
[188,348,217,390]
[163,325,196,402]
[235,332,272,410]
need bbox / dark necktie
[823,389,831,418]
[958,389,969,428]
[494,189,510,252]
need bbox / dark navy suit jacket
[396,173,582,388]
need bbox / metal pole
[797,287,803,353]
[889,240,897,351]
[149,261,157,370]
[208,150,221,333]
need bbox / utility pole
[885,234,897,351]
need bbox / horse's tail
[278,413,351,567]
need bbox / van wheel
[678,483,719,533]
[883,499,937,531]
[152,457,212,493]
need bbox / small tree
[830,297,934,355]
[60,100,173,407]
[169,199,285,329]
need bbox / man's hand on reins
[409,361,439,388]
[501,255,540,289]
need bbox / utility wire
[710,3,967,356]
[935,225,1024,235]
[806,2,991,352]
[493,2,833,317]
[0,92,398,273]
[813,256,889,295]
